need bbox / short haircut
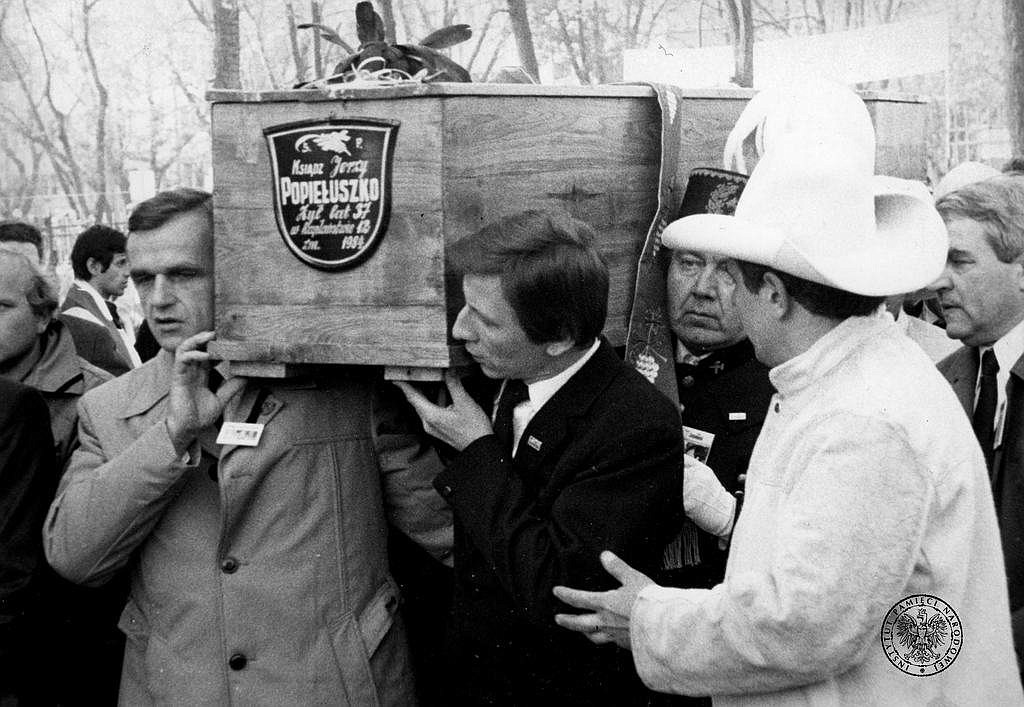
[0,250,58,318]
[0,221,43,259]
[1004,157,1024,174]
[735,260,884,319]
[935,174,1024,263]
[450,210,609,346]
[71,225,127,280]
[128,188,212,233]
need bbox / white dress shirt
[976,316,1024,449]
[495,339,601,456]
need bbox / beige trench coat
[45,352,451,706]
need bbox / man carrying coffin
[554,81,1021,704]
[396,210,684,705]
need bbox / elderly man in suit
[931,173,1024,672]
[554,81,1020,704]
[397,210,684,705]
[45,187,452,705]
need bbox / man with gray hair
[932,173,1024,673]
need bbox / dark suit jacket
[0,379,57,701]
[660,338,774,591]
[59,313,132,377]
[939,346,1024,665]
[434,339,684,706]
[60,283,133,376]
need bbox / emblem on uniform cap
[264,117,398,270]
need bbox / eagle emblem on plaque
[264,118,399,270]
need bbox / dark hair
[71,225,127,280]
[0,250,58,318]
[0,221,43,259]
[735,260,884,319]
[128,188,213,232]
[935,174,1024,263]
[450,210,609,346]
[1003,157,1024,174]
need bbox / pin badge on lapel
[527,436,542,451]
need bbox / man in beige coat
[45,188,451,705]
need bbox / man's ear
[86,256,104,278]
[544,338,575,357]
[760,271,791,319]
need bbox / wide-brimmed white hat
[933,160,999,200]
[662,80,947,297]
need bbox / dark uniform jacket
[661,338,774,590]
[434,339,684,706]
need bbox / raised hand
[165,331,244,454]
[394,371,492,451]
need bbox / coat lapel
[116,351,174,420]
[512,340,620,482]
[217,384,285,460]
[940,347,978,415]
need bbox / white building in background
[623,14,949,89]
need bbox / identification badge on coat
[216,421,265,447]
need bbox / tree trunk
[212,0,241,89]
[1007,0,1024,156]
[285,0,308,85]
[507,0,540,82]
[725,0,754,87]
[310,1,324,79]
[379,0,398,43]
[81,0,111,221]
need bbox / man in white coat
[553,81,1023,705]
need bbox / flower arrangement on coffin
[297,1,472,87]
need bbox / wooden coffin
[206,84,927,376]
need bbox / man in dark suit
[657,169,774,596]
[932,173,1024,672]
[61,224,139,375]
[397,210,684,705]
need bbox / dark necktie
[104,300,124,329]
[972,348,999,470]
[493,379,529,455]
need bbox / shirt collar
[985,316,1024,373]
[769,310,890,397]
[526,338,601,413]
[675,338,713,365]
[75,279,114,322]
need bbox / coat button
[773,402,780,413]
[228,653,247,671]
[440,484,453,497]
[221,557,239,574]
[681,375,695,388]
